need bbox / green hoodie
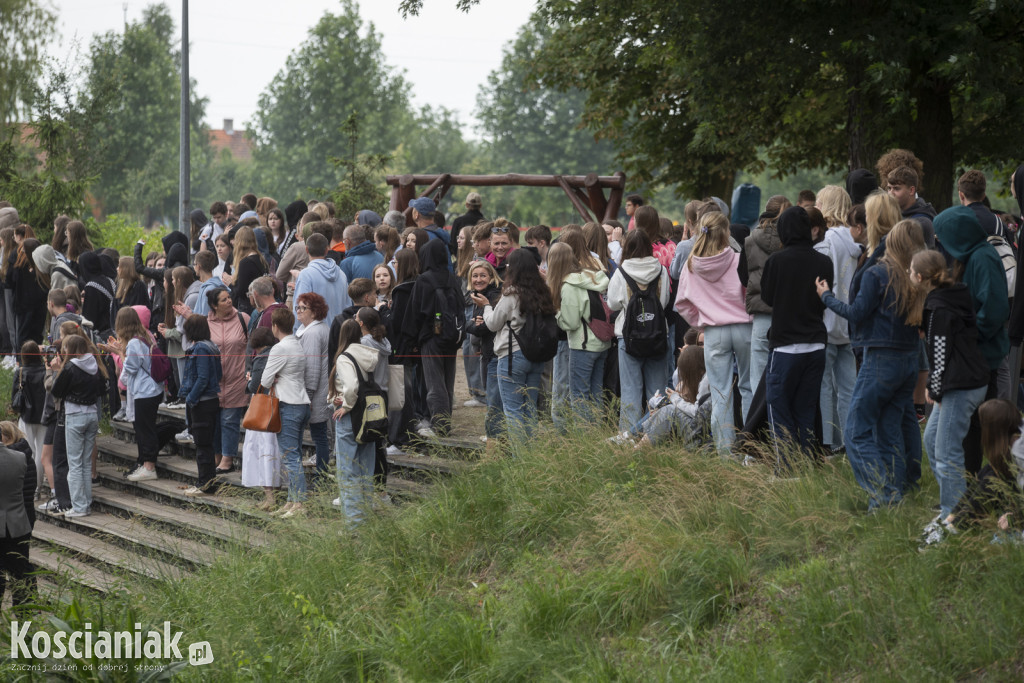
[556,270,612,352]
[933,205,1009,370]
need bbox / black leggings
[134,394,163,466]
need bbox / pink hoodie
[674,248,751,328]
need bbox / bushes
[85,214,168,257]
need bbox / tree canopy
[0,0,55,126]
[249,0,412,202]
[83,3,208,224]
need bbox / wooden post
[555,175,597,223]
[397,174,416,211]
[388,186,401,212]
[604,171,627,222]
[584,173,608,221]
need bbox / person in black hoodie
[79,251,115,337]
[12,341,46,498]
[912,249,990,519]
[49,335,107,518]
[385,249,420,449]
[759,206,834,464]
[403,239,463,437]
[134,231,189,332]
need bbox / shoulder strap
[237,311,249,339]
[341,351,367,385]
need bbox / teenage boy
[886,166,937,248]
[327,278,377,365]
[760,206,834,468]
[525,224,552,275]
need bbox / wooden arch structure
[385,172,628,224]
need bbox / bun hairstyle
[911,250,952,291]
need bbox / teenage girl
[912,249,990,518]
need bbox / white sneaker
[302,456,316,467]
[38,498,62,512]
[606,431,632,445]
[112,408,128,422]
[183,486,205,496]
[463,398,485,408]
[175,429,193,444]
[386,445,402,456]
[331,497,341,508]
[417,426,437,439]
[63,509,90,518]
[416,419,432,432]
[126,466,157,482]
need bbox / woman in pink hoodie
[675,212,753,451]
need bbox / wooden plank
[418,173,451,200]
[604,171,627,222]
[585,173,608,219]
[31,547,126,595]
[556,175,598,223]
[33,523,186,582]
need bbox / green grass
[10,420,1024,681]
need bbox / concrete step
[30,545,128,595]
[35,505,225,570]
[32,521,186,583]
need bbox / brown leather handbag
[242,386,281,433]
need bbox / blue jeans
[334,413,375,522]
[569,347,607,424]
[749,313,772,393]
[820,342,856,448]
[617,342,670,433]
[276,402,310,502]
[498,350,545,442]
[310,421,330,476]
[844,347,918,509]
[65,411,98,514]
[924,385,988,516]
[463,315,484,399]
[484,356,504,438]
[703,323,753,451]
[766,348,826,467]
[215,406,245,459]
[551,340,570,432]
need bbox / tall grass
[29,421,1024,680]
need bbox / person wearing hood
[816,220,925,510]
[933,205,1010,477]
[760,206,834,464]
[743,195,791,388]
[813,185,864,452]
[134,232,188,322]
[112,307,165,482]
[79,251,115,337]
[50,335,107,518]
[32,245,76,291]
[339,224,384,283]
[292,234,350,332]
[404,239,463,437]
[911,249,990,520]
[279,200,308,261]
[846,168,878,206]
[674,213,752,451]
[609,230,673,435]
[190,250,225,318]
[330,318,380,522]
[549,243,611,423]
[355,306,392,496]
[886,166,936,248]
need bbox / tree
[0,0,55,126]
[314,113,392,220]
[83,3,208,224]
[250,0,412,202]
[391,105,473,177]
[0,55,114,235]
[403,0,1024,209]
[471,15,621,225]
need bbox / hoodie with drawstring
[814,225,864,345]
[609,256,671,336]
[933,205,1009,370]
[674,249,750,329]
[51,353,104,411]
[556,270,611,352]
[760,206,834,348]
[293,257,351,331]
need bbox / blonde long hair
[545,243,583,311]
[816,185,852,228]
[881,219,926,325]
[232,226,268,275]
[686,212,731,272]
[115,256,141,302]
[865,191,902,254]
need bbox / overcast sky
[49,0,536,138]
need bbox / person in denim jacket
[178,314,222,495]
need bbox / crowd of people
[0,152,1022,566]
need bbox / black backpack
[619,270,668,358]
[431,286,466,352]
[507,311,559,363]
[341,352,389,444]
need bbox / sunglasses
[491,226,510,234]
